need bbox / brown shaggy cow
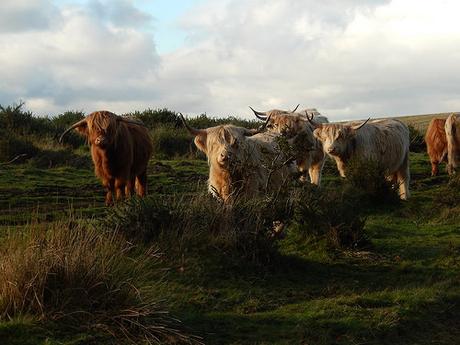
[60,111,153,205]
[445,113,460,175]
[250,105,328,185]
[425,118,448,176]
[181,114,295,203]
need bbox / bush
[187,114,258,129]
[104,193,290,265]
[344,158,401,207]
[52,111,86,148]
[0,220,198,344]
[150,125,197,159]
[0,134,39,162]
[291,183,369,249]
[127,108,180,129]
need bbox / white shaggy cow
[181,114,295,203]
[309,117,411,200]
[250,106,328,185]
[445,113,460,175]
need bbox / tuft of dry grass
[0,220,201,344]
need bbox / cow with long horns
[180,114,295,203]
[308,116,411,200]
[60,111,153,205]
[445,113,460,175]
[250,105,328,185]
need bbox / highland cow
[309,117,411,200]
[425,118,448,176]
[250,105,328,185]
[181,114,295,203]
[445,113,460,175]
[60,111,153,205]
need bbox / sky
[1,0,460,121]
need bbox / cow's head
[309,117,370,157]
[180,114,259,168]
[250,104,306,137]
[59,111,145,148]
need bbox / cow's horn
[352,117,371,131]
[179,113,206,136]
[306,113,322,129]
[291,104,300,113]
[245,113,273,136]
[249,106,267,120]
[59,118,87,143]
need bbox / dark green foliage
[127,108,180,128]
[0,135,39,162]
[187,114,259,129]
[408,124,426,152]
[105,193,289,265]
[291,183,369,249]
[51,111,86,148]
[150,125,197,159]
[344,157,401,206]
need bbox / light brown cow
[250,105,328,185]
[425,118,447,176]
[309,117,411,200]
[445,113,460,175]
[181,114,295,203]
[60,111,153,205]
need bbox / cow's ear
[194,134,207,153]
[313,128,321,139]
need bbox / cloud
[1,0,460,120]
[162,0,460,120]
[0,0,160,114]
[0,0,60,33]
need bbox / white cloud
[0,0,160,114]
[1,0,460,120]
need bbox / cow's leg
[125,177,135,197]
[114,179,126,201]
[431,160,439,176]
[297,157,309,182]
[309,159,325,186]
[336,159,347,178]
[397,153,410,200]
[103,178,115,206]
[135,171,148,197]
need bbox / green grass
[1,152,460,344]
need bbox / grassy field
[1,140,460,344]
[379,112,458,132]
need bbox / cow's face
[202,127,243,169]
[86,112,118,149]
[266,114,304,137]
[313,125,354,157]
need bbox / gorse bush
[291,183,369,249]
[0,220,199,344]
[105,193,291,265]
[344,158,401,207]
[150,125,197,159]
[128,108,180,129]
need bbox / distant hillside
[388,112,459,132]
